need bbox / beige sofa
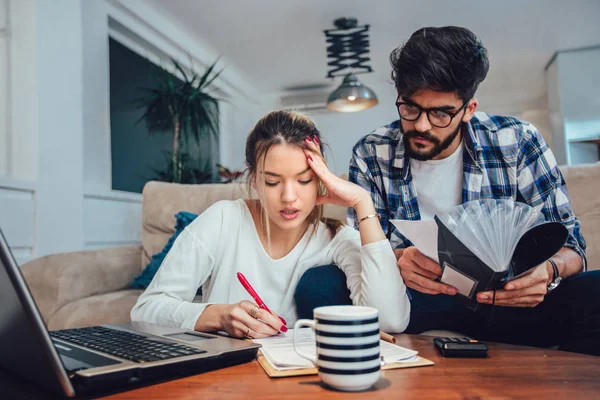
[21,163,600,331]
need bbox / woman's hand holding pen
[196,301,285,339]
[219,301,285,338]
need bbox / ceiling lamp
[324,17,378,112]
[326,73,378,112]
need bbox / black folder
[434,215,568,310]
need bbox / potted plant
[136,58,222,183]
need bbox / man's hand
[395,247,457,295]
[476,262,552,307]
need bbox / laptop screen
[0,227,75,397]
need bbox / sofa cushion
[561,162,600,270]
[47,289,144,330]
[141,181,247,270]
[132,211,198,289]
[47,289,204,330]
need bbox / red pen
[237,272,288,330]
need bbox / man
[294,26,599,356]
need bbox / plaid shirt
[348,112,587,270]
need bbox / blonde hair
[244,110,342,250]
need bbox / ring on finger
[244,327,252,339]
[250,305,259,319]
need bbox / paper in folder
[392,199,568,310]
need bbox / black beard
[402,123,461,161]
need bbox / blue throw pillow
[131,211,199,293]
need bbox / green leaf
[196,57,221,89]
[133,55,224,179]
[172,59,190,83]
[202,67,225,90]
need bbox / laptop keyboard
[49,326,207,363]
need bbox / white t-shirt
[410,144,463,220]
[131,199,410,332]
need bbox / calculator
[433,337,489,358]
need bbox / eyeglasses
[395,98,470,128]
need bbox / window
[108,38,219,193]
[0,0,9,177]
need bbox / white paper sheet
[253,328,419,370]
[440,262,476,297]
[390,219,439,263]
[254,328,315,368]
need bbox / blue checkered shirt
[348,112,587,270]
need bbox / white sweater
[130,199,410,332]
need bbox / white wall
[6,0,38,182]
[556,48,600,122]
[219,100,272,173]
[0,0,38,263]
[0,0,264,263]
[0,0,8,178]
[547,60,566,164]
[547,46,600,165]
[35,0,85,256]
[0,180,35,262]
[82,0,112,193]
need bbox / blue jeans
[294,265,600,356]
[294,265,353,319]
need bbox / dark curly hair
[390,26,489,101]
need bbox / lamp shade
[326,73,378,112]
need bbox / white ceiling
[146,0,600,110]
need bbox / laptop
[0,226,261,397]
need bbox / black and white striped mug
[293,305,380,391]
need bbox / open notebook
[252,328,433,378]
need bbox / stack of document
[253,328,419,371]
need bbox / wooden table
[2,334,599,399]
[103,334,600,400]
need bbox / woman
[131,111,410,337]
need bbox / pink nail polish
[313,136,319,144]
[280,325,288,333]
[307,154,313,161]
